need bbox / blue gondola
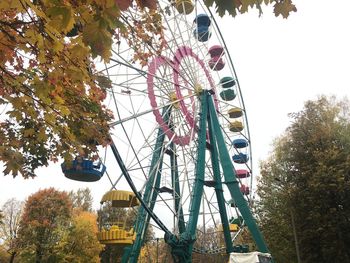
[61,158,106,182]
[232,153,249,164]
[232,138,249,149]
[193,14,211,42]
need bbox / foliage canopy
[257,96,350,263]
[15,188,103,262]
[0,0,163,178]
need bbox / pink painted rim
[147,56,191,146]
[173,46,218,128]
[147,46,219,146]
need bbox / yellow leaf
[82,22,112,60]
[23,128,35,137]
[46,6,75,33]
[240,0,257,13]
[53,95,64,105]
[70,43,90,60]
[8,110,22,120]
[38,128,48,141]
[44,113,56,124]
[0,0,24,10]
[60,106,71,116]
[11,97,24,108]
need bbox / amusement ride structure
[62,0,271,262]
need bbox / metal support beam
[207,95,270,254]
[166,91,208,262]
[207,103,234,254]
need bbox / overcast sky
[221,0,350,172]
[1,0,350,210]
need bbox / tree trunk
[9,251,16,263]
[35,247,42,263]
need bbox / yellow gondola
[98,190,140,246]
[100,190,139,207]
[218,223,240,232]
[98,225,136,245]
[228,107,243,118]
[229,121,244,132]
[176,0,194,14]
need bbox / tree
[0,211,8,263]
[257,137,300,263]
[0,198,23,263]
[68,188,94,212]
[17,188,105,262]
[59,210,103,263]
[257,96,350,263]
[0,0,164,178]
[17,188,72,262]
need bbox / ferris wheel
[62,0,270,262]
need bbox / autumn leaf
[23,128,35,137]
[46,6,75,33]
[136,0,158,10]
[204,0,237,17]
[240,0,257,13]
[82,22,112,60]
[69,43,89,61]
[274,0,297,19]
[115,0,133,11]
[0,0,24,10]
[96,75,112,90]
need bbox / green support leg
[207,95,270,254]
[207,107,234,254]
[166,91,208,262]
[184,91,208,239]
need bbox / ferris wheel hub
[194,83,203,95]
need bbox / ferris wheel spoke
[109,94,195,128]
